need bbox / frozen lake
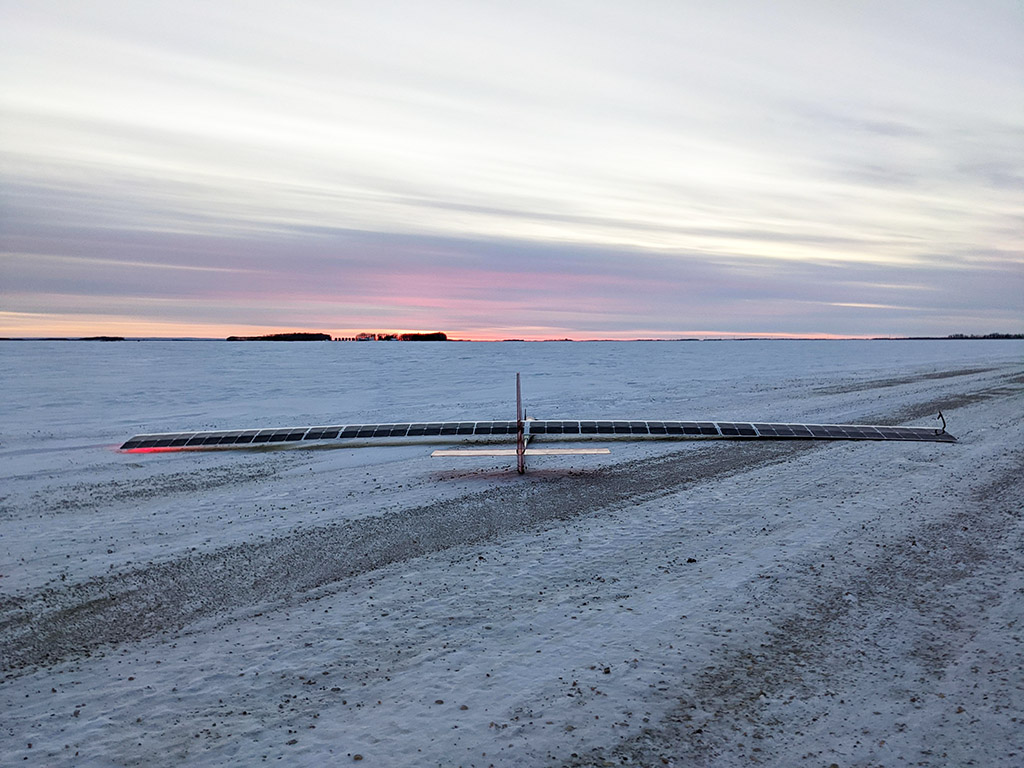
[2,339,1022,767]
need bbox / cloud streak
[1,0,1021,338]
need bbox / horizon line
[4,333,1022,343]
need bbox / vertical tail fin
[516,373,525,474]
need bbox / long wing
[524,419,955,441]
[119,418,954,452]
[119,421,518,451]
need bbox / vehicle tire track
[813,366,997,395]
[2,374,1015,675]
[566,448,1023,768]
[1,440,808,674]
[563,393,1023,768]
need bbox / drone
[121,374,955,473]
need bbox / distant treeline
[3,331,1018,343]
[337,332,449,341]
[225,331,450,341]
[876,333,1024,340]
[945,333,1023,340]
[0,336,126,341]
[399,332,447,341]
[227,333,332,341]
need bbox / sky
[2,1,1022,340]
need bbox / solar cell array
[120,422,519,451]
[525,420,955,442]
[120,418,954,451]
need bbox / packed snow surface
[2,340,1022,767]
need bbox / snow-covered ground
[2,340,1021,767]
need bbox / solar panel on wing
[120,378,957,462]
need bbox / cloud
[1,1,1021,337]
[4,222,1019,339]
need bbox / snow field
[1,340,1021,766]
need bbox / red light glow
[121,446,189,454]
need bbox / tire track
[564,388,1024,768]
[813,366,997,395]
[0,440,807,674]
[3,369,1017,675]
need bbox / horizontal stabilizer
[431,448,611,457]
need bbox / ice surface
[1,340,1022,766]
